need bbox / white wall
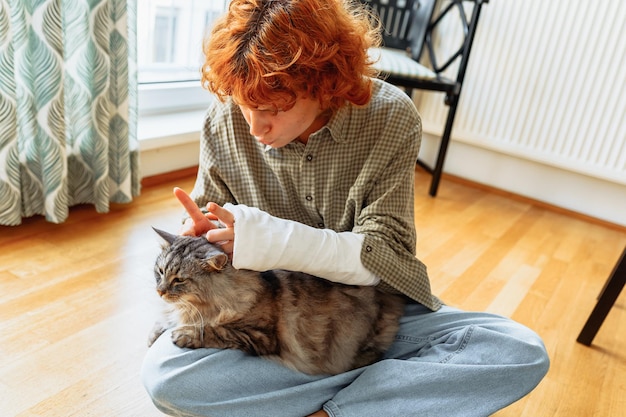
[420,132,626,227]
[138,110,204,178]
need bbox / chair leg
[428,99,459,197]
[576,245,626,346]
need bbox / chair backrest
[361,0,435,58]
[362,0,487,77]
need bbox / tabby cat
[149,228,406,375]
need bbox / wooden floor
[1,169,625,417]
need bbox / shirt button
[365,246,373,252]
[317,222,324,228]
[306,154,313,162]
[305,195,313,201]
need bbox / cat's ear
[152,227,178,246]
[204,253,229,271]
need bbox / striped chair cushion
[368,47,437,80]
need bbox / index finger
[173,187,211,229]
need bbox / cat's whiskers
[177,298,205,341]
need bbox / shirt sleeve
[348,96,439,308]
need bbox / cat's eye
[155,266,164,277]
[172,277,185,285]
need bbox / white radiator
[414,0,625,185]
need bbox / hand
[173,187,235,257]
[205,202,235,257]
[174,187,214,236]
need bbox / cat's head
[152,227,229,303]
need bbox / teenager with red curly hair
[142,1,549,416]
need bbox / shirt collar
[309,104,351,144]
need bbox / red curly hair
[202,0,380,112]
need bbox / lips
[255,136,274,146]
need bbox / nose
[248,111,271,138]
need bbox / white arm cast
[224,203,379,286]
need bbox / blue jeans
[142,304,549,417]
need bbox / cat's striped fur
[149,228,405,375]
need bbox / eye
[172,277,185,285]
[263,108,280,116]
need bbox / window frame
[137,0,226,118]
[138,80,213,117]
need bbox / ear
[152,227,178,246]
[204,253,229,271]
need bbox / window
[153,8,178,64]
[137,0,227,115]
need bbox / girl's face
[238,96,330,148]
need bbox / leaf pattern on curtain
[0,0,138,226]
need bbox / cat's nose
[156,288,164,296]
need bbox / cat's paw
[171,327,203,349]
[147,322,167,347]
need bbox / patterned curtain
[0,0,139,226]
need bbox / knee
[140,333,251,415]
[500,323,550,388]
[517,325,549,366]
[524,332,550,384]
[140,334,208,415]
[141,350,184,414]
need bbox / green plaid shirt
[190,78,441,310]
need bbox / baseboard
[439,171,626,233]
[141,166,198,188]
[419,132,626,228]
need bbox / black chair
[577,245,626,346]
[362,0,489,196]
